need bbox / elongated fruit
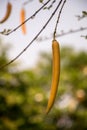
[46,40,60,114]
[0,2,12,23]
[20,8,26,34]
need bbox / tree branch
[36,27,87,41]
[0,0,51,35]
[53,0,66,39]
[0,0,63,69]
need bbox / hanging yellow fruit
[46,40,60,114]
[0,2,12,24]
[20,8,26,34]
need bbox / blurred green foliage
[0,39,87,130]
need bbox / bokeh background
[0,0,87,130]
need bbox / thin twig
[47,0,56,10]
[0,0,63,70]
[43,0,56,10]
[36,27,87,41]
[53,0,66,40]
[56,27,87,37]
[23,0,34,6]
[1,0,50,35]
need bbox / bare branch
[36,27,87,41]
[23,0,34,6]
[0,0,63,69]
[43,0,56,10]
[53,0,66,40]
[0,0,51,35]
